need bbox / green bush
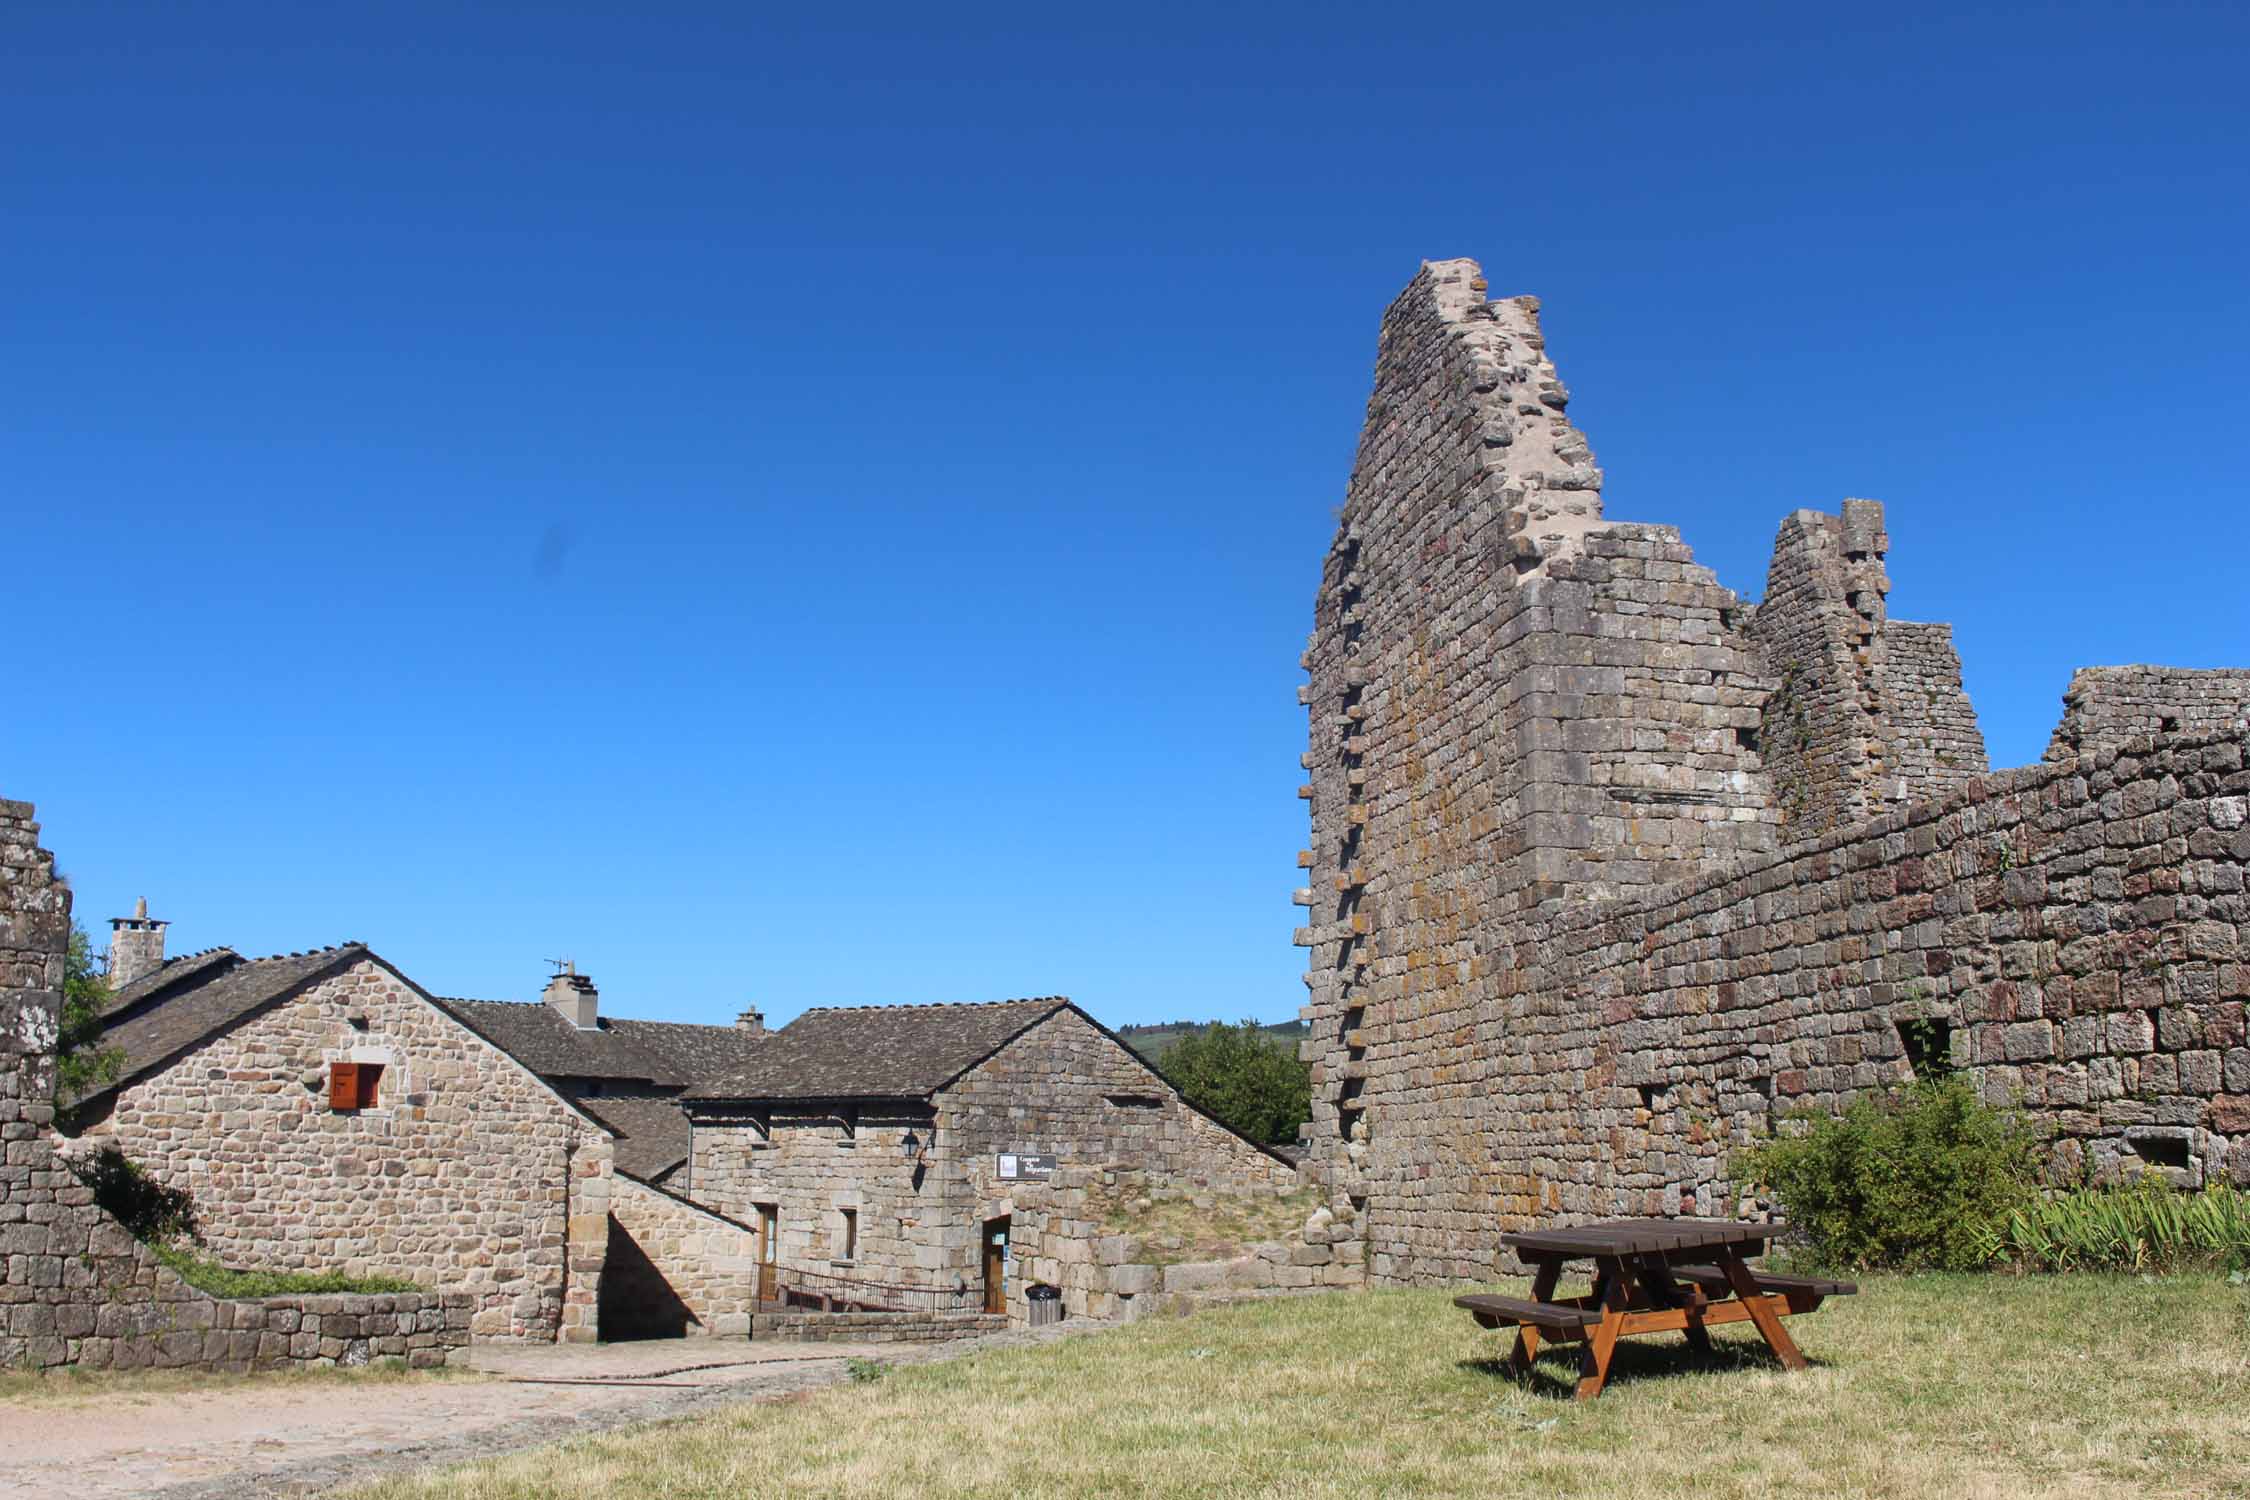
[1978,1181,2250,1274]
[1735,1078,2042,1271]
[68,1145,201,1246]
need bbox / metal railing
[766,1263,986,1316]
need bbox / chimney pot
[735,1006,766,1037]
[543,967,599,1029]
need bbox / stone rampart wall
[82,956,612,1341]
[2049,667,2250,762]
[1884,620,1988,801]
[1293,260,2243,1286]
[1343,730,2248,1283]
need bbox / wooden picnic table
[1454,1218,1855,1400]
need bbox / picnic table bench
[1454,1217,1855,1400]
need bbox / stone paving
[0,1321,1094,1499]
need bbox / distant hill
[1113,1019,1307,1066]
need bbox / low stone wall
[1004,1168,1351,1324]
[750,1309,1007,1344]
[75,1288,472,1372]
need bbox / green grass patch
[1982,1182,2250,1274]
[152,1244,423,1298]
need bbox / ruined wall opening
[596,1214,695,1341]
[1894,1018,1954,1080]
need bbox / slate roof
[102,947,245,1018]
[574,1094,692,1181]
[687,997,1072,1103]
[97,946,369,1092]
[430,999,687,1086]
[607,1018,772,1084]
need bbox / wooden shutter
[329,1062,362,1110]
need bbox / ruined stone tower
[1294,260,2247,1283]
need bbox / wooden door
[982,1216,1009,1314]
[756,1204,778,1303]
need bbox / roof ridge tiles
[795,995,1068,1016]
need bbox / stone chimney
[735,1005,765,1036]
[543,962,598,1029]
[108,898,168,989]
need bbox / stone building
[434,970,770,1191]
[432,973,777,1339]
[685,997,1299,1321]
[1291,257,2250,1284]
[74,934,616,1341]
[4,802,471,1371]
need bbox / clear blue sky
[6,3,2244,1030]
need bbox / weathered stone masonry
[1293,258,2248,1284]
[3,799,470,1370]
[79,954,613,1341]
[690,1002,1298,1324]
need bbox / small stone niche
[1894,1017,1953,1079]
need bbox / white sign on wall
[996,1152,1057,1180]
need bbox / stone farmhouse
[75,935,621,1341]
[16,885,1298,1360]
[683,997,1299,1320]
[1290,257,2250,1285]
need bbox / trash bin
[1026,1283,1064,1326]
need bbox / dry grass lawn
[346,1274,2248,1500]
[1095,1183,1322,1265]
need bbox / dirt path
[0,1325,1090,1499]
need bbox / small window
[838,1105,858,1140]
[756,1203,778,1263]
[1105,1094,1163,1109]
[329,1061,385,1111]
[839,1207,858,1262]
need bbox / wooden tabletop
[1500,1217,1787,1258]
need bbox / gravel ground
[0,1322,1097,1500]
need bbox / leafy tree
[54,918,124,1114]
[1156,1019,1311,1147]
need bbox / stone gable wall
[687,1008,1294,1319]
[2048,667,2250,762]
[942,1008,1295,1205]
[80,956,612,1341]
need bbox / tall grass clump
[1979,1180,2250,1274]
[1735,1078,2042,1271]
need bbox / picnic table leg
[1510,1258,1562,1372]
[1635,1253,1712,1354]
[1572,1258,1631,1402]
[1718,1250,1808,1372]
